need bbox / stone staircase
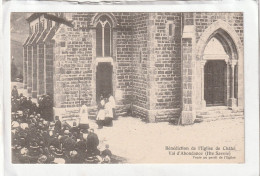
[194,106,244,123]
[88,105,129,120]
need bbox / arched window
[96,15,112,57]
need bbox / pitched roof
[27,13,73,27]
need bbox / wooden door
[204,60,226,106]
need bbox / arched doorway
[91,13,117,105]
[201,31,239,108]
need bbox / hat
[30,141,39,149]
[49,145,55,151]
[54,148,64,157]
[12,121,19,128]
[70,150,78,157]
[53,158,65,164]
[64,130,70,135]
[82,133,88,140]
[20,148,28,155]
[38,155,47,163]
[20,123,29,130]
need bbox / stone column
[32,45,38,98]
[228,60,237,109]
[43,43,47,95]
[146,13,157,123]
[27,45,33,96]
[224,58,229,106]
[200,60,206,108]
[37,43,45,97]
[23,46,28,89]
[181,24,196,125]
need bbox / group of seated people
[11,87,113,164]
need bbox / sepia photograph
[10,12,244,164]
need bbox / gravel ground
[91,116,244,163]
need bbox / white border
[2,1,259,176]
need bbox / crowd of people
[11,86,113,164]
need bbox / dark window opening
[96,15,112,57]
[60,42,66,47]
[96,23,103,57]
[169,24,173,36]
[104,23,111,57]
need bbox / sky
[10,13,31,75]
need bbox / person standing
[79,102,89,130]
[86,129,99,156]
[12,85,19,99]
[108,94,117,120]
[104,99,113,127]
[54,116,62,134]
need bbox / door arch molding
[197,20,243,108]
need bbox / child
[101,144,112,163]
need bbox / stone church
[22,12,244,124]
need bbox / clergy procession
[11,85,116,164]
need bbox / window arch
[96,15,112,57]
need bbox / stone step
[197,112,244,119]
[197,109,232,115]
[195,115,244,123]
[197,110,244,116]
[202,115,244,122]
[205,106,229,111]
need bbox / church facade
[22,12,244,124]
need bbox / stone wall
[132,13,149,119]
[152,13,182,121]
[54,20,92,108]
[113,13,134,105]
[54,12,134,110]
[194,12,243,45]
[22,12,244,124]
